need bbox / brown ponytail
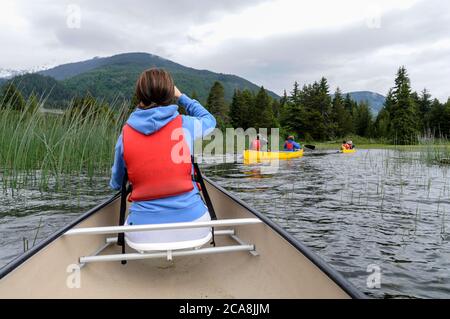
[135,68,175,108]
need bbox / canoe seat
[124,212,213,253]
[125,231,212,253]
[65,218,262,264]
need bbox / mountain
[345,91,386,115]
[36,52,279,103]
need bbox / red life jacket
[123,115,194,202]
[285,141,294,150]
[251,139,261,151]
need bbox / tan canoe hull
[0,178,363,299]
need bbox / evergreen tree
[252,87,276,129]
[344,93,354,113]
[389,67,418,144]
[375,89,394,139]
[229,90,245,128]
[206,81,229,129]
[317,77,332,121]
[299,108,326,141]
[289,81,301,105]
[429,99,447,137]
[280,90,288,107]
[417,88,432,131]
[343,93,357,134]
[278,90,288,126]
[281,83,303,135]
[383,89,395,114]
[298,79,331,140]
[443,99,450,137]
[1,83,25,111]
[354,102,373,137]
[280,82,304,136]
[331,88,347,138]
[240,90,255,129]
[374,108,390,139]
[271,99,281,119]
[280,101,301,137]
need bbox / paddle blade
[304,145,316,150]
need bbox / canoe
[341,149,356,154]
[244,149,304,162]
[0,177,363,299]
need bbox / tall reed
[418,134,450,165]
[0,96,130,192]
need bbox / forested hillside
[37,52,279,103]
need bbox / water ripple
[204,149,450,299]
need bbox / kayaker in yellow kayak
[251,134,268,151]
[341,140,355,151]
[341,140,351,151]
[284,136,302,152]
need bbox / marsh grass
[418,135,450,165]
[0,96,130,192]
[317,134,450,168]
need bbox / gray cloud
[180,0,450,100]
[1,0,450,101]
[6,0,268,64]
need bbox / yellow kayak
[341,149,356,154]
[244,149,304,162]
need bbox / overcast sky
[1,0,450,100]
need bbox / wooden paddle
[303,145,316,150]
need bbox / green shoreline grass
[315,143,450,150]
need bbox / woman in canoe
[284,136,302,151]
[110,68,216,246]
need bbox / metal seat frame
[64,218,262,266]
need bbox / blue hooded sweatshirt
[283,139,301,151]
[110,94,216,225]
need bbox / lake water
[1,149,449,298]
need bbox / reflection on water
[0,149,449,299]
[0,176,115,269]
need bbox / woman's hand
[174,86,182,99]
